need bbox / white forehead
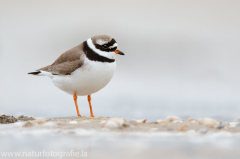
[109,43,118,48]
[96,39,108,45]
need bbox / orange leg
[73,93,81,117]
[88,95,94,117]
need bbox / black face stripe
[83,41,115,63]
[95,45,117,52]
[95,38,117,52]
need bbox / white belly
[52,58,116,96]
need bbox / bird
[28,35,124,117]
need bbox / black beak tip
[118,50,125,55]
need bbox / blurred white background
[0,0,240,121]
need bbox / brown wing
[37,43,85,75]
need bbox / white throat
[87,38,116,59]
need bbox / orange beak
[114,50,125,55]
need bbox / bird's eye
[103,44,107,48]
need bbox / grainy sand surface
[1,116,240,159]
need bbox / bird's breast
[52,57,116,96]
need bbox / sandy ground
[1,116,240,159]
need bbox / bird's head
[86,35,124,60]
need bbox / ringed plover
[28,35,124,117]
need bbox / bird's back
[37,43,85,75]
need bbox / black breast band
[83,41,115,63]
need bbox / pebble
[103,121,119,128]
[43,122,56,127]
[21,119,50,127]
[122,122,131,127]
[179,126,185,131]
[22,121,36,127]
[69,121,78,124]
[128,119,138,125]
[136,119,146,123]
[187,119,197,124]
[0,114,6,119]
[18,115,35,121]
[101,118,125,128]
[2,119,7,124]
[34,119,47,125]
[29,117,35,120]
[198,128,208,134]
[165,116,180,122]
[0,114,18,124]
[18,115,24,119]
[198,118,219,128]
[216,125,225,129]
[156,119,166,123]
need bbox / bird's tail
[28,71,41,75]
[28,70,53,78]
